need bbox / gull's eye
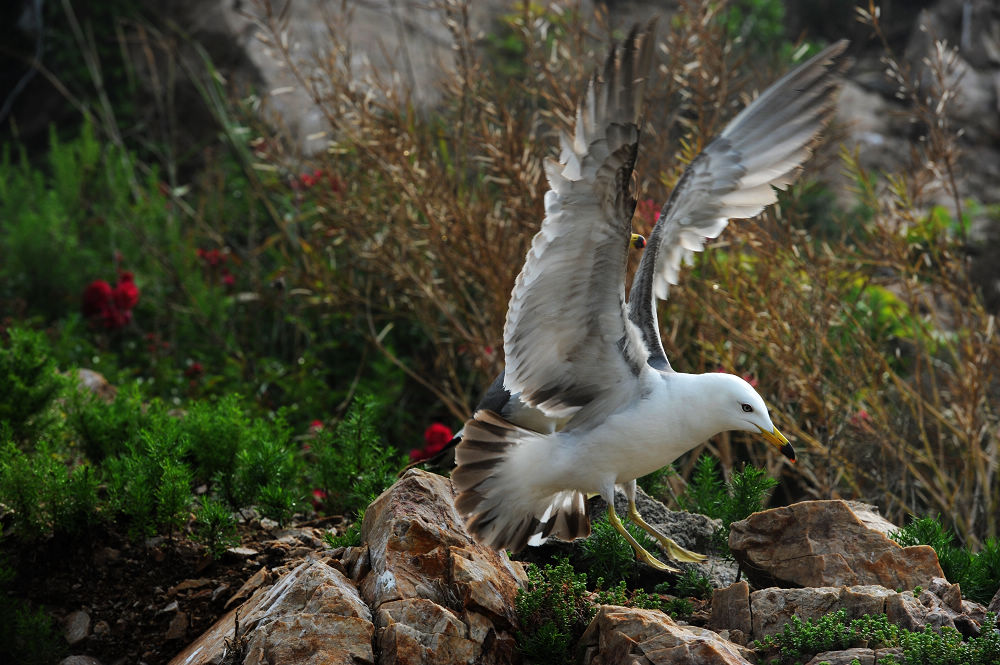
[741,403,753,413]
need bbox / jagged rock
[358,469,524,665]
[708,581,751,636]
[169,558,374,665]
[748,584,985,639]
[579,605,754,665]
[729,500,944,589]
[804,647,904,665]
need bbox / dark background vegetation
[1,0,998,663]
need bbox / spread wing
[628,40,849,369]
[502,22,657,424]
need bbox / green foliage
[755,609,1000,665]
[324,509,365,549]
[722,0,788,58]
[671,567,714,601]
[309,395,404,515]
[637,464,676,502]
[593,578,663,611]
[0,327,67,442]
[660,596,694,620]
[0,557,66,665]
[677,455,778,552]
[0,430,100,540]
[229,414,301,523]
[580,515,659,584]
[516,558,595,665]
[105,429,192,539]
[67,381,149,461]
[192,496,240,558]
[753,610,899,664]
[890,516,1000,605]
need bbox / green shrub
[0,327,67,442]
[671,568,714,600]
[0,431,101,540]
[309,395,404,515]
[753,609,899,664]
[230,414,301,522]
[323,509,364,549]
[0,556,66,665]
[192,496,240,558]
[516,558,595,665]
[580,514,659,584]
[105,429,193,539]
[67,381,149,461]
[677,454,778,552]
[890,516,1000,605]
[181,395,254,503]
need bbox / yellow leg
[627,500,708,563]
[607,505,680,573]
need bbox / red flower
[410,423,454,461]
[310,488,328,510]
[222,270,236,287]
[635,198,660,227]
[82,280,113,319]
[310,419,324,431]
[113,272,139,310]
[82,272,140,330]
[184,362,204,378]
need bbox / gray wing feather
[503,22,657,423]
[628,40,849,369]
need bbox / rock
[804,647,904,665]
[579,605,754,665]
[225,567,271,609]
[749,584,986,640]
[74,368,117,402]
[729,500,945,589]
[59,656,104,665]
[927,577,963,612]
[359,469,524,665]
[708,581,751,636]
[166,611,189,641]
[64,608,91,645]
[93,620,110,636]
[169,559,374,665]
[989,586,1000,614]
[169,578,213,596]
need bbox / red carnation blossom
[410,423,454,462]
[310,419,324,431]
[113,272,140,310]
[82,272,140,330]
[82,280,113,318]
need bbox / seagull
[451,23,848,572]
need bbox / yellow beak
[756,424,795,462]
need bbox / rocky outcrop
[173,473,995,665]
[171,470,525,665]
[729,500,945,589]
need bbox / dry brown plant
[246,0,997,544]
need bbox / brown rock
[804,647,903,665]
[580,606,754,665]
[74,368,117,402]
[729,500,945,589]
[987,585,1000,614]
[166,611,189,641]
[225,567,270,609]
[169,559,374,665]
[708,581,751,635]
[64,609,91,646]
[357,469,524,665]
